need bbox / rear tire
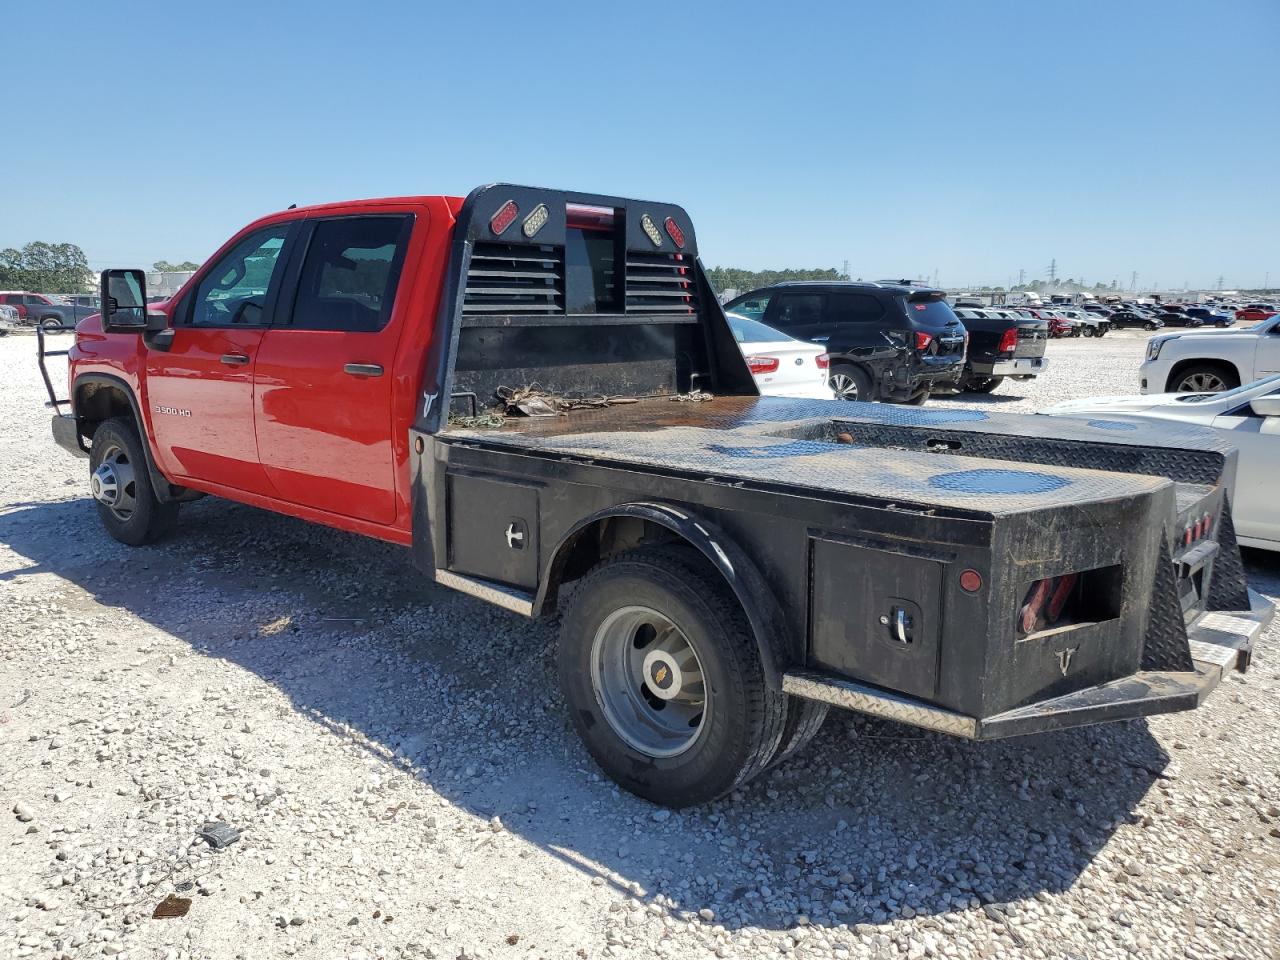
[558,545,785,807]
[965,376,1003,394]
[1168,363,1238,394]
[89,417,179,546]
[768,698,828,769]
[828,364,873,402]
[40,317,62,332]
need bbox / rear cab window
[288,215,414,331]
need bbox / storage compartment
[447,474,540,588]
[809,537,945,700]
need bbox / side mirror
[100,269,167,333]
[1250,396,1280,418]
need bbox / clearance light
[490,200,519,236]
[959,569,983,593]
[522,203,549,238]
[640,213,663,247]
[745,356,780,374]
[664,216,685,248]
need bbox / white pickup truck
[1141,314,1280,393]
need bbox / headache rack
[418,184,755,432]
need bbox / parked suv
[722,282,966,403]
[948,308,1049,393]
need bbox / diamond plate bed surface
[447,396,1183,516]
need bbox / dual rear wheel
[559,546,826,807]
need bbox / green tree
[152,260,201,272]
[705,266,850,295]
[0,241,90,293]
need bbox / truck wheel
[1169,364,1238,393]
[559,545,785,808]
[1082,326,1095,337]
[768,698,828,769]
[40,317,63,332]
[966,376,1003,394]
[1144,321,1158,331]
[829,364,872,402]
[89,417,179,546]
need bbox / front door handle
[344,363,384,377]
[220,353,250,366]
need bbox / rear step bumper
[784,588,1272,740]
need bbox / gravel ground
[2,331,1278,960]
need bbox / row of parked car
[0,291,101,333]
[721,280,1050,402]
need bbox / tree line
[0,242,90,293]
[705,266,849,294]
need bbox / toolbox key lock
[880,606,915,644]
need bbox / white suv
[1140,314,1280,393]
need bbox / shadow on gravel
[2,496,1178,932]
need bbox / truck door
[145,224,293,494]
[1257,317,1280,377]
[253,214,416,525]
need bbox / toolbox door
[446,474,540,588]
[809,537,944,700]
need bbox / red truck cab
[64,195,463,543]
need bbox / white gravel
[2,331,1278,960]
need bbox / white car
[1042,374,1280,551]
[1140,314,1280,394]
[726,313,834,400]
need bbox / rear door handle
[344,363,384,377]
[220,353,250,366]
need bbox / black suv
[722,282,966,402]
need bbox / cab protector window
[290,215,413,331]
[564,226,619,314]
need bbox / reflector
[490,200,519,236]
[522,204,549,238]
[640,214,663,248]
[664,216,685,248]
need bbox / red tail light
[815,353,830,369]
[998,328,1018,354]
[914,332,934,352]
[490,200,519,235]
[745,356,780,374]
[663,216,685,248]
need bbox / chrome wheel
[590,605,709,758]
[90,443,138,522]
[1177,371,1227,392]
[829,373,862,401]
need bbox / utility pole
[842,259,849,279]
[1046,259,1057,283]
[1017,268,1026,287]
[1130,270,1138,292]
[1215,275,1225,291]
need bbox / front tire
[89,417,179,546]
[1145,321,1158,331]
[40,317,63,332]
[559,546,785,807]
[1168,364,1238,394]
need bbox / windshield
[726,312,793,344]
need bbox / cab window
[190,225,290,327]
[287,216,413,332]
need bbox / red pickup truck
[41,184,1271,807]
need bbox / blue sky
[4,0,1277,289]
